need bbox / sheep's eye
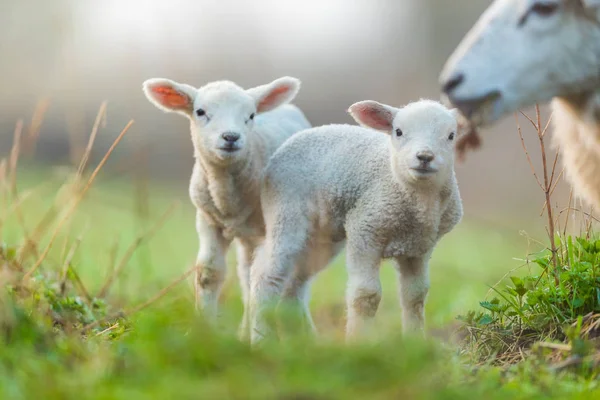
[519,2,559,26]
[448,132,455,141]
[196,108,206,117]
[395,128,403,137]
[531,2,559,17]
[249,113,255,121]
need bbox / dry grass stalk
[68,264,93,305]
[104,238,120,290]
[535,342,572,351]
[9,120,23,196]
[7,119,41,262]
[562,190,574,238]
[16,204,59,262]
[516,106,560,283]
[0,158,6,188]
[76,102,108,180]
[23,98,50,157]
[59,227,87,295]
[97,201,180,298]
[23,120,134,281]
[0,184,50,253]
[95,323,120,336]
[0,158,6,238]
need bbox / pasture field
[1,159,599,399]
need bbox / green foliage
[460,234,600,377]
[4,168,600,399]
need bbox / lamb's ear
[142,78,197,117]
[247,77,301,114]
[348,101,399,133]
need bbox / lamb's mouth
[218,146,240,153]
[410,167,438,175]
[446,90,502,126]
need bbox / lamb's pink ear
[142,78,196,117]
[348,101,399,133]
[247,77,301,113]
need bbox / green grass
[1,166,599,399]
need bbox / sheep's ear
[142,78,197,117]
[247,77,301,113]
[348,101,399,133]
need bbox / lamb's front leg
[345,247,382,341]
[195,211,230,323]
[395,254,431,334]
[235,239,255,341]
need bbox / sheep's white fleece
[249,100,463,343]
[552,93,600,208]
[142,77,310,338]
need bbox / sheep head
[439,0,600,127]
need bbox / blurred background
[0,0,575,236]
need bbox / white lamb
[439,0,600,208]
[249,99,464,344]
[142,76,311,335]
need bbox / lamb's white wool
[142,76,310,336]
[439,0,600,206]
[249,100,464,344]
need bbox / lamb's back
[253,104,311,156]
[264,124,389,199]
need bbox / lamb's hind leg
[235,239,255,341]
[250,214,310,345]
[395,253,431,335]
[282,242,344,336]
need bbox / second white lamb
[249,99,464,344]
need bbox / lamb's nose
[416,151,435,163]
[441,73,464,95]
[222,132,240,143]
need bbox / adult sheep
[439,0,600,207]
[142,76,310,336]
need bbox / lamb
[249,99,464,344]
[142,76,311,335]
[439,0,600,207]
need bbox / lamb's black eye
[531,2,559,17]
[196,108,206,117]
[448,132,455,141]
[395,128,403,137]
[249,113,255,121]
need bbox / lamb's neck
[193,146,262,222]
[196,152,259,194]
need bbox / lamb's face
[391,102,458,183]
[348,100,459,184]
[191,82,256,163]
[439,0,600,127]
[143,76,301,165]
